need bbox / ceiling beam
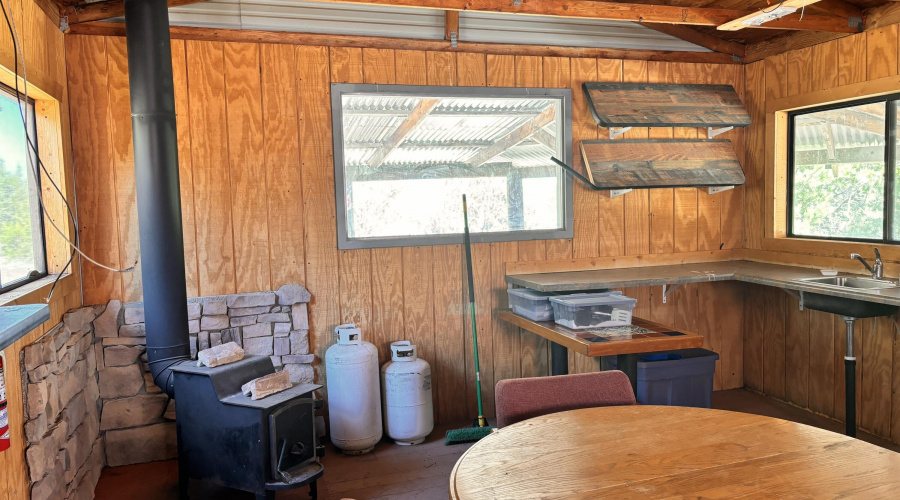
[444,10,459,43]
[65,0,858,33]
[367,98,440,169]
[814,0,863,19]
[639,22,745,58]
[719,0,832,31]
[62,0,205,25]
[467,106,557,168]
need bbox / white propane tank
[381,341,434,445]
[325,324,383,454]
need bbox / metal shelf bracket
[609,127,632,139]
[708,185,735,195]
[707,126,733,139]
[662,283,682,304]
[608,188,632,199]
[783,289,804,311]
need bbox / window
[788,95,900,242]
[331,84,573,250]
[0,83,46,293]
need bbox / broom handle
[462,195,485,423]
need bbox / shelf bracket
[708,185,735,195]
[783,289,804,311]
[662,283,682,304]
[609,127,632,139]
[608,188,632,199]
[707,126,733,139]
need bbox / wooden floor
[93,389,900,500]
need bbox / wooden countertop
[499,311,703,357]
[507,260,900,307]
[450,405,900,499]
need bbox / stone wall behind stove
[21,284,315,498]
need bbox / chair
[494,370,636,428]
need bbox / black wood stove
[171,356,324,500]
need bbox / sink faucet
[851,248,884,280]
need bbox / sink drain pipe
[842,316,856,438]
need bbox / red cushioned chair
[494,370,636,428]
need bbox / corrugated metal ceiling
[149,0,709,52]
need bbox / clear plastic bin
[507,288,557,321]
[549,293,637,329]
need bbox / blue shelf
[0,304,50,351]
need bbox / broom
[445,194,495,445]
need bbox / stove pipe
[124,0,191,396]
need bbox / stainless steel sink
[796,276,900,318]
[801,276,900,290]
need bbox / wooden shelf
[583,82,751,128]
[580,139,745,189]
[499,310,703,357]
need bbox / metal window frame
[331,83,574,250]
[786,93,900,244]
[0,82,48,294]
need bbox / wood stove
[171,356,323,500]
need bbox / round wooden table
[449,406,900,499]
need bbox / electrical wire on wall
[0,0,136,302]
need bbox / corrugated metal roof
[148,0,708,52]
[340,95,560,168]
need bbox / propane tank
[381,341,433,445]
[325,324,382,454]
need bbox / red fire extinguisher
[0,351,10,452]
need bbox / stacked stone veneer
[21,284,314,499]
[22,306,104,500]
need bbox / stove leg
[842,316,857,438]
[309,480,318,500]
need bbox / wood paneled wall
[65,32,747,425]
[1,1,81,500]
[743,28,900,446]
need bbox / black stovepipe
[124,0,192,396]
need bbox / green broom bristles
[445,426,494,445]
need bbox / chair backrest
[494,371,636,428]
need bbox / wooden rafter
[444,10,459,42]
[63,0,858,33]
[639,23,746,58]
[718,0,828,31]
[532,128,557,152]
[61,0,205,25]
[467,106,557,168]
[367,98,439,169]
[815,0,863,19]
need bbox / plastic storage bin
[549,293,636,329]
[507,288,557,321]
[609,348,719,408]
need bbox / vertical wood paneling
[186,40,236,296]
[764,53,787,101]
[866,24,899,80]
[66,35,122,305]
[762,287,785,400]
[596,59,625,258]
[171,39,200,297]
[860,316,892,436]
[224,42,271,293]
[838,33,867,86]
[808,309,835,416]
[744,61,765,250]
[571,58,600,259]
[296,45,340,388]
[784,294,809,408]
[743,284,765,392]
[105,37,140,302]
[786,46,812,97]
[260,43,305,289]
[811,41,839,92]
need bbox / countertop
[0,304,50,351]
[506,260,900,307]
